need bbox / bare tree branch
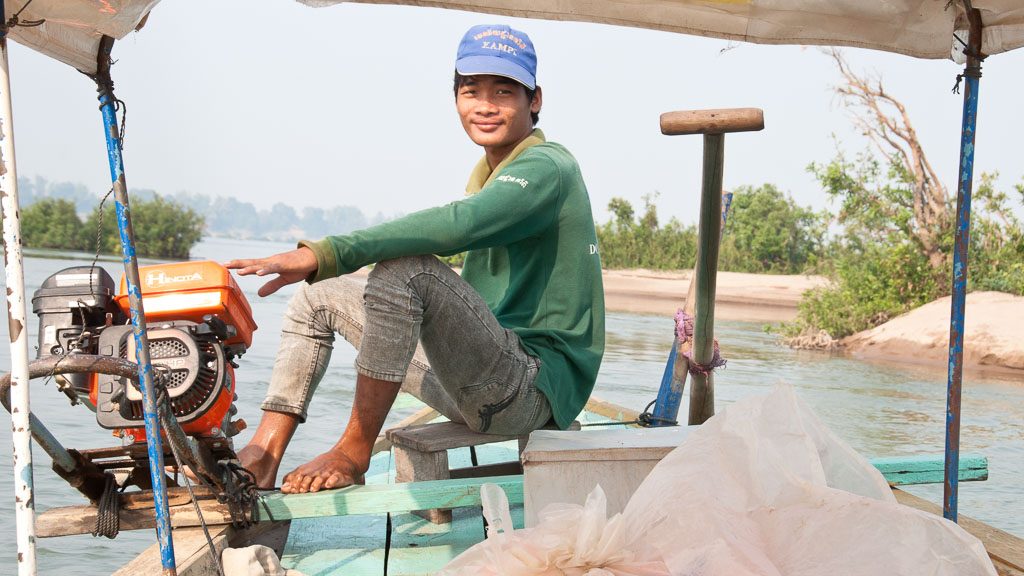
[826,48,950,271]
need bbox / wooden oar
[661,108,764,425]
[650,191,731,426]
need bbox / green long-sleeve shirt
[302,130,604,429]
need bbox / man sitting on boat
[226,24,605,494]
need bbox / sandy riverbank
[603,270,1024,374]
[841,291,1024,374]
[601,268,827,322]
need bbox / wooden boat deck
[106,396,1023,575]
[280,407,605,575]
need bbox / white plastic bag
[442,384,997,576]
[440,482,670,575]
[222,544,306,576]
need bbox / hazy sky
[9,1,1024,228]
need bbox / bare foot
[280,446,367,494]
[236,444,281,490]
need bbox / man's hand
[226,247,318,297]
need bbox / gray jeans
[261,255,552,435]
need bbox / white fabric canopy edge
[7,0,1024,74]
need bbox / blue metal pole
[944,7,983,524]
[95,38,176,573]
[651,191,733,426]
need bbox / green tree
[967,174,1024,294]
[784,52,1024,343]
[607,197,634,226]
[719,184,827,274]
[19,198,89,251]
[596,194,699,270]
[791,160,1024,342]
[597,190,826,274]
[206,196,260,238]
[85,194,205,259]
[792,240,941,340]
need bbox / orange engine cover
[116,261,257,348]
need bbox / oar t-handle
[660,108,764,136]
[658,107,764,425]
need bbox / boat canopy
[6,1,157,73]
[8,0,1024,74]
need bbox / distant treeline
[597,174,1024,341]
[19,195,203,259]
[597,185,827,275]
[15,176,391,242]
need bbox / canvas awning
[6,0,158,74]
[7,1,1024,73]
[308,0,1024,59]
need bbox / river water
[1,237,1022,574]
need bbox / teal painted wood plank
[869,454,987,473]
[510,501,525,530]
[456,441,519,467]
[261,475,525,520]
[391,392,427,411]
[365,445,395,484]
[869,454,988,485]
[388,503,528,575]
[281,515,388,576]
[388,507,485,575]
[268,453,988,524]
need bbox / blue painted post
[721,192,733,230]
[94,38,177,573]
[652,340,680,425]
[944,8,983,524]
[651,191,733,426]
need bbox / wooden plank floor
[282,515,389,575]
[278,422,525,575]
[279,443,393,575]
[384,433,529,576]
[103,394,1018,574]
[388,503,527,576]
[387,508,484,576]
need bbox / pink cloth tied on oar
[675,309,727,376]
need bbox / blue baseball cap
[455,25,537,90]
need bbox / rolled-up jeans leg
[361,256,551,435]
[261,275,462,423]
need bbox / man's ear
[531,86,543,113]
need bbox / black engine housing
[94,320,228,430]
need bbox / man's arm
[307,150,562,283]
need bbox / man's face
[456,75,541,159]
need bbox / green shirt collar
[465,129,546,195]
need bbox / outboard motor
[32,266,126,403]
[32,261,256,441]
